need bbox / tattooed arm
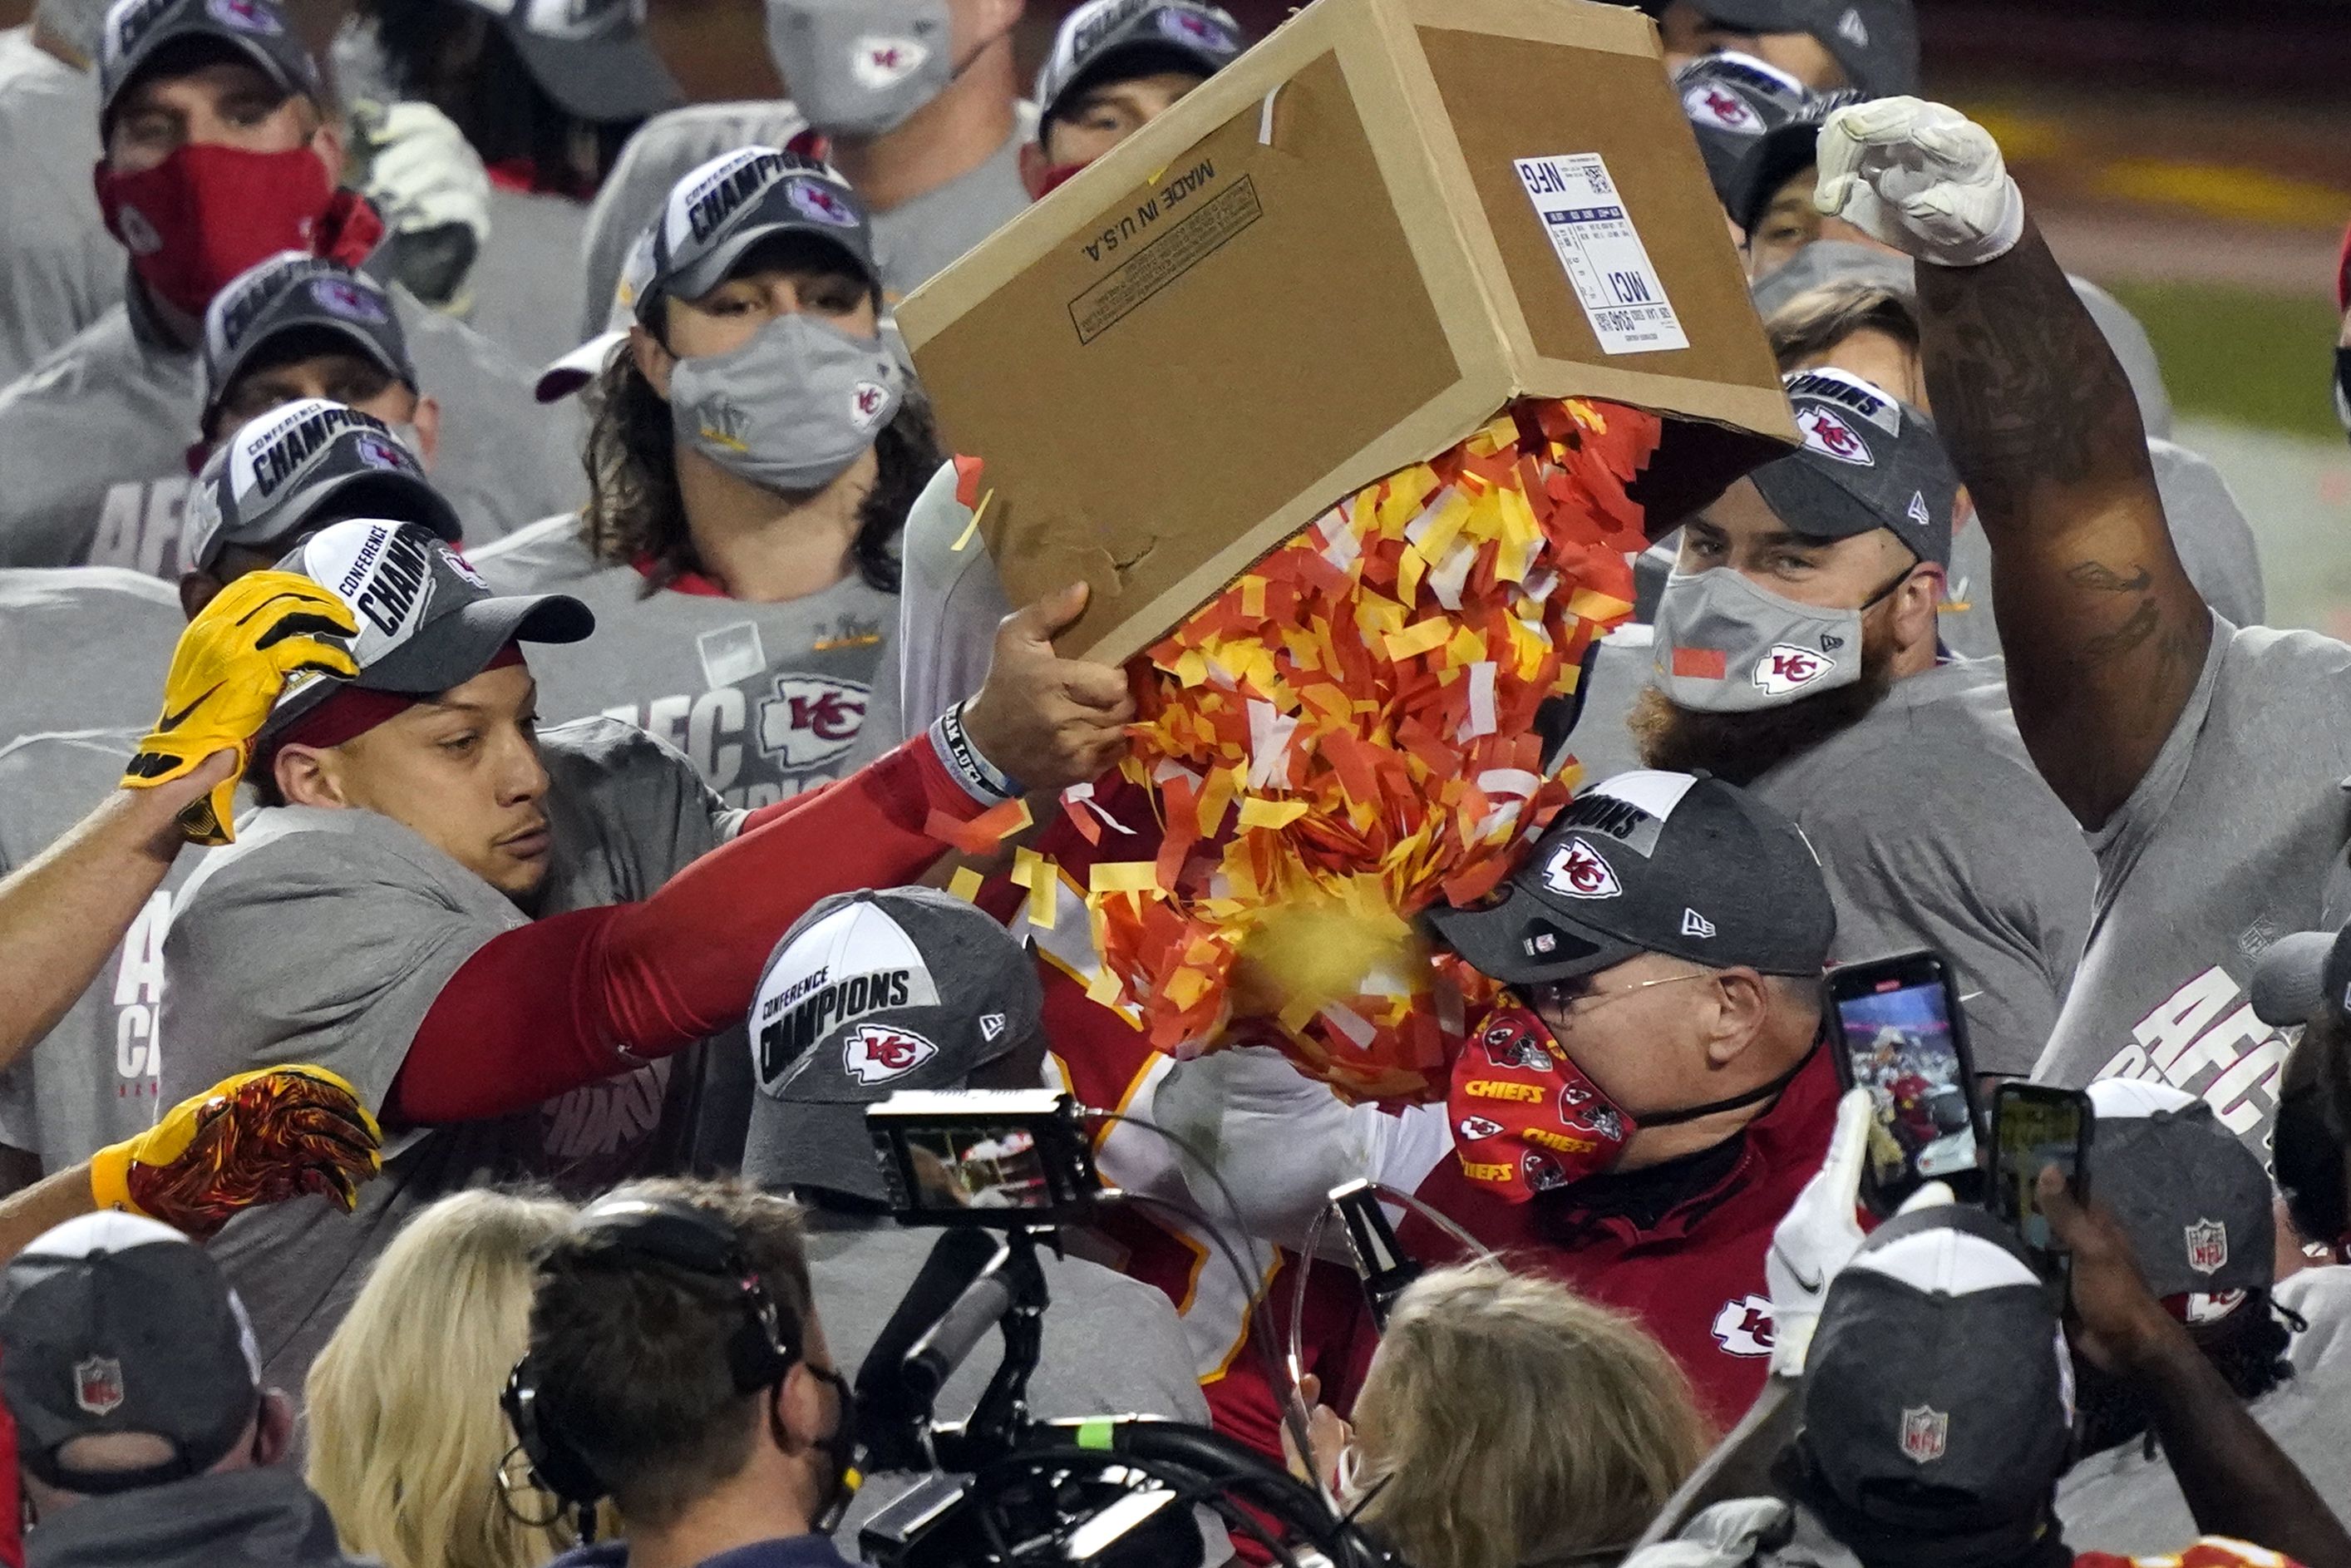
[1914,224,2210,829]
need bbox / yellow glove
[90,1066,384,1240]
[123,571,360,846]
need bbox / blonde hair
[305,1189,577,1568]
[1350,1260,1712,1568]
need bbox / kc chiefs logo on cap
[1798,405,1875,466]
[1682,84,1760,132]
[844,1023,937,1085]
[1541,837,1621,900]
[786,179,860,229]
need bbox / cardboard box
[896,0,1797,665]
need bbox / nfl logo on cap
[1899,1405,1948,1465]
[2185,1218,2228,1275]
[74,1355,125,1417]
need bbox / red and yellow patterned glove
[88,1066,383,1240]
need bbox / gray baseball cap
[264,519,592,739]
[200,254,416,436]
[1673,52,1810,214]
[458,0,680,123]
[1748,367,1955,567]
[1690,0,1919,97]
[1424,769,1835,987]
[743,888,1045,1204]
[185,399,460,571]
[1,1214,263,1495]
[98,0,320,131]
[1730,88,1862,239]
[2251,925,2350,1030]
[1034,0,1246,130]
[1801,1206,2072,1533]
[639,147,880,326]
[2081,1080,2274,1304]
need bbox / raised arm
[1816,100,2211,829]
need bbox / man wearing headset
[519,1179,859,1568]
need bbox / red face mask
[1447,1004,1636,1202]
[94,141,372,319]
[1034,160,1090,200]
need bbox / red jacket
[1400,1048,1839,1431]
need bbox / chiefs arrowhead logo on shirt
[1541,837,1621,900]
[844,1022,937,1085]
[1752,643,1833,697]
[851,35,929,87]
[758,675,870,772]
[1709,1294,1775,1358]
[1797,406,1875,466]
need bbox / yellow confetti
[947,866,985,902]
[1010,848,1057,931]
[951,488,993,553]
[1382,618,1452,663]
[1091,861,1162,895]
[1237,796,1309,829]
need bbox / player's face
[1656,5,1846,89]
[1678,477,1933,614]
[213,354,421,444]
[664,260,880,361]
[1529,952,1727,1162]
[1040,70,1209,170]
[328,665,554,900]
[107,62,323,175]
[1745,168,1890,279]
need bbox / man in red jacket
[1105,768,1842,1432]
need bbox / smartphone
[1991,1083,2092,1278]
[1328,1180,1422,1330]
[865,1091,1105,1226]
[1825,950,1985,1215]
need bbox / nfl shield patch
[1899,1405,1948,1464]
[2185,1218,2228,1275]
[75,1354,125,1416]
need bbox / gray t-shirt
[471,515,899,809]
[2055,1265,2351,1555]
[159,718,741,1395]
[1750,658,2095,1077]
[890,461,1008,742]
[0,728,191,1171]
[578,101,1036,331]
[802,1218,1224,1562]
[2033,619,2351,1156]
[0,285,582,576]
[467,185,592,373]
[0,566,182,739]
[1942,440,2265,663]
[0,29,119,387]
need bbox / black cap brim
[505,23,681,124]
[751,1101,891,1204]
[1044,40,1224,125]
[102,21,308,130]
[1732,121,1826,237]
[201,317,413,436]
[359,593,594,696]
[200,469,464,570]
[1422,886,1645,988]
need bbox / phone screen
[1835,972,1980,1207]
[896,1123,1056,1215]
[1994,1089,2087,1255]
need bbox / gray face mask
[1650,566,1899,713]
[766,0,956,138]
[668,313,904,496]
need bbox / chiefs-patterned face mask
[1447,1005,1635,1201]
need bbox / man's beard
[1629,624,1899,786]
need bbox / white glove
[356,101,494,251]
[1765,1087,1956,1377]
[1813,96,2025,268]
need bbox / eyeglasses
[1528,969,1715,1018]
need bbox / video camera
[852,1091,1406,1568]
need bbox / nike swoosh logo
[155,683,221,732]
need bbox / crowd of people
[0,0,2345,1565]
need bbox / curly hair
[579,343,937,599]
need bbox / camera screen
[1996,1094,2084,1252]
[899,1124,1057,1215]
[1838,977,1979,1193]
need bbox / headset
[501,1192,804,1521]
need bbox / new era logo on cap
[1837,6,1870,46]
[1682,908,1717,939]
[979,1013,1008,1043]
